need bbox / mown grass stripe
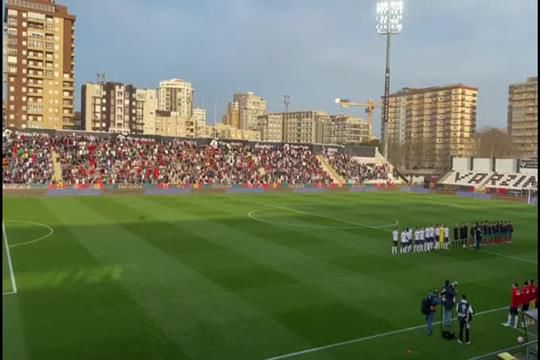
[76,196,311,360]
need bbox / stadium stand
[2,130,55,184]
[2,130,397,186]
[326,152,392,184]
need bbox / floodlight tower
[376,0,403,160]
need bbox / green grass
[2,192,538,360]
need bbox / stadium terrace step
[437,171,454,184]
[317,155,345,185]
[51,150,63,183]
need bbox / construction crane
[334,98,378,141]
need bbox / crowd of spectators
[52,136,332,185]
[328,153,392,184]
[3,131,392,185]
[2,130,54,184]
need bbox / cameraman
[425,290,441,336]
[441,280,457,327]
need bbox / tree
[474,127,515,158]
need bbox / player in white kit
[392,228,399,255]
[400,229,408,254]
[407,228,413,252]
[419,227,425,252]
[426,225,432,251]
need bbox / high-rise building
[81,82,156,135]
[323,115,371,145]
[508,76,538,159]
[81,83,105,132]
[256,113,283,142]
[282,111,328,144]
[157,79,193,119]
[136,88,157,135]
[223,101,240,128]
[386,84,478,170]
[4,0,76,130]
[233,92,267,130]
[193,107,206,133]
[387,95,407,145]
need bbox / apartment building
[136,88,157,135]
[282,111,328,144]
[323,115,371,145]
[233,92,267,130]
[193,107,207,136]
[154,110,194,138]
[255,113,283,142]
[81,82,156,135]
[222,100,240,128]
[157,79,193,119]
[386,84,478,170]
[4,0,76,130]
[386,95,407,145]
[508,76,538,159]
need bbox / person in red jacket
[529,280,537,310]
[522,281,531,312]
[502,283,521,328]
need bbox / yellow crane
[334,98,378,141]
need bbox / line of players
[391,225,450,255]
[391,220,514,255]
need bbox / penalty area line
[264,306,507,360]
[3,221,18,295]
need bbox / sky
[37,0,540,136]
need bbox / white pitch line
[5,220,55,248]
[3,221,18,295]
[264,306,508,360]
[234,196,398,233]
[248,209,398,230]
[476,249,537,264]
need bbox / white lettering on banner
[520,159,538,169]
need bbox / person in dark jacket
[425,290,441,336]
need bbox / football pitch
[2,192,538,359]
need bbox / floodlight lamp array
[376,0,403,34]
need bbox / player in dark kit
[486,221,493,245]
[460,223,467,247]
[474,223,482,250]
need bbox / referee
[456,294,474,344]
